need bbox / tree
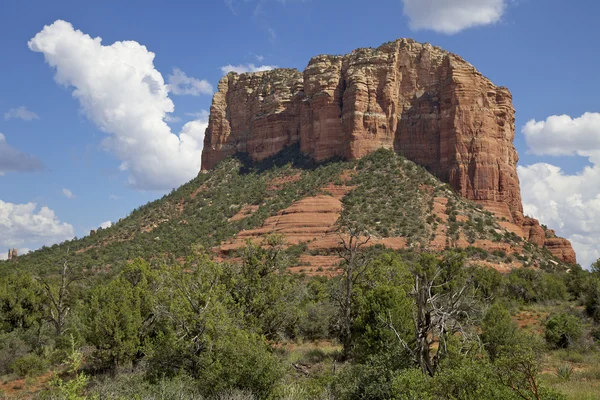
[383,252,482,376]
[584,276,600,322]
[38,250,82,336]
[545,313,582,349]
[591,258,600,276]
[147,252,282,397]
[332,228,371,360]
[228,235,301,339]
[85,259,156,370]
[352,252,413,363]
[481,302,518,362]
[0,273,44,333]
[495,341,565,400]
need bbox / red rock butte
[201,38,576,264]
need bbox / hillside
[1,148,600,400]
[1,147,571,277]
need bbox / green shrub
[391,361,520,400]
[585,278,600,322]
[0,332,31,375]
[481,303,518,362]
[545,313,582,348]
[10,353,48,377]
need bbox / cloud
[29,20,209,190]
[109,194,121,200]
[518,112,600,268]
[99,221,112,229]
[224,0,237,14]
[401,0,507,34]
[167,68,213,96]
[164,114,181,123]
[0,200,74,250]
[4,106,40,121]
[62,188,75,199]
[185,110,210,119]
[220,64,277,75]
[179,112,209,142]
[523,113,600,160]
[0,133,45,175]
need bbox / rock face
[7,248,17,260]
[201,38,576,264]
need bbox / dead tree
[38,249,81,336]
[381,253,481,376]
[334,228,371,360]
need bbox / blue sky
[2,0,600,266]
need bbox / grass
[540,345,600,399]
[273,340,341,399]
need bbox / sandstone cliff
[201,38,576,264]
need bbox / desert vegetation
[1,149,598,399]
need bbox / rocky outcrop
[522,217,546,247]
[7,248,17,260]
[201,38,576,264]
[544,237,577,265]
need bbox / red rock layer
[201,38,576,264]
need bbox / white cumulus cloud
[402,0,507,34]
[523,113,600,160]
[519,112,600,268]
[0,133,45,175]
[220,64,277,75]
[167,68,213,96]
[0,200,74,251]
[4,106,40,121]
[28,20,209,191]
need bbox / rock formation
[7,248,17,260]
[201,38,576,264]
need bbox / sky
[1,0,600,267]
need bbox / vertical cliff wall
[201,38,575,263]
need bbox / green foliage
[481,302,519,362]
[330,352,402,400]
[44,336,89,400]
[0,273,44,332]
[298,277,334,340]
[10,352,48,377]
[495,341,567,400]
[228,236,302,339]
[556,364,574,381]
[350,252,413,362]
[584,277,600,322]
[505,268,568,304]
[0,331,31,375]
[88,373,204,399]
[85,259,152,370]
[143,251,284,398]
[392,360,520,400]
[545,312,583,349]
[470,265,502,299]
[340,149,434,245]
